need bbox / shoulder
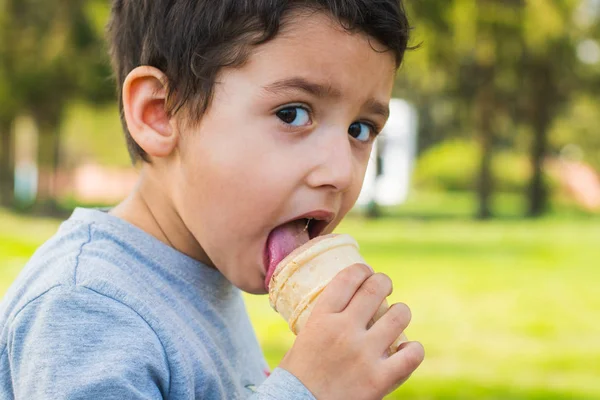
[6,284,166,352]
[0,213,173,358]
[0,216,140,324]
[1,285,172,399]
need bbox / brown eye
[276,107,310,126]
[348,122,372,142]
[277,108,297,124]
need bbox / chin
[244,285,268,295]
[228,273,268,295]
[235,280,268,295]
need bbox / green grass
[0,211,64,296]
[1,192,599,399]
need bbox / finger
[367,302,411,355]
[312,263,373,314]
[381,341,425,388]
[385,343,413,392]
[344,273,393,327]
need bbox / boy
[0,0,424,399]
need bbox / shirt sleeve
[5,285,170,400]
[250,368,316,400]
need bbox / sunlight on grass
[1,198,599,399]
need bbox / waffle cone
[268,233,407,354]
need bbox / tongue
[265,220,310,290]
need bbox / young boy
[0,0,424,399]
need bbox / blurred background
[1,1,599,399]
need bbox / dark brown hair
[107,0,411,162]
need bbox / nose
[305,130,355,193]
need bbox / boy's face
[171,12,396,294]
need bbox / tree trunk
[35,115,62,212]
[475,66,495,220]
[0,118,15,207]
[527,61,552,217]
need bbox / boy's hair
[107,0,411,162]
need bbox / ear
[122,66,177,158]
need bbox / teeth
[303,218,312,233]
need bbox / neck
[110,167,212,266]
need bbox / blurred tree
[404,0,595,218]
[520,1,581,217]
[0,116,15,208]
[552,94,600,171]
[549,3,600,173]
[0,0,20,207]
[1,0,113,211]
[469,0,525,219]
[405,0,525,219]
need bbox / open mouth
[305,217,329,240]
[264,214,332,290]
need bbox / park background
[1,1,599,399]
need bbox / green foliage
[551,94,600,171]
[402,0,599,217]
[61,102,130,167]
[5,0,112,103]
[493,152,528,192]
[413,139,533,193]
[414,139,479,191]
[1,0,599,215]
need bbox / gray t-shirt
[0,208,315,399]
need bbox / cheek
[354,146,373,185]
[334,151,371,220]
[178,133,288,229]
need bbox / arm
[250,368,316,400]
[6,285,170,400]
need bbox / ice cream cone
[268,233,407,355]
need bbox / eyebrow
[262,77,342,98]
[365,98,390,120]
[262,77,390,120]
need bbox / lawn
[1,192,599,399]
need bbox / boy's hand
[279,264,424,400]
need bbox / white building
[356,98,418,207]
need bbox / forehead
[233,11,397,102]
